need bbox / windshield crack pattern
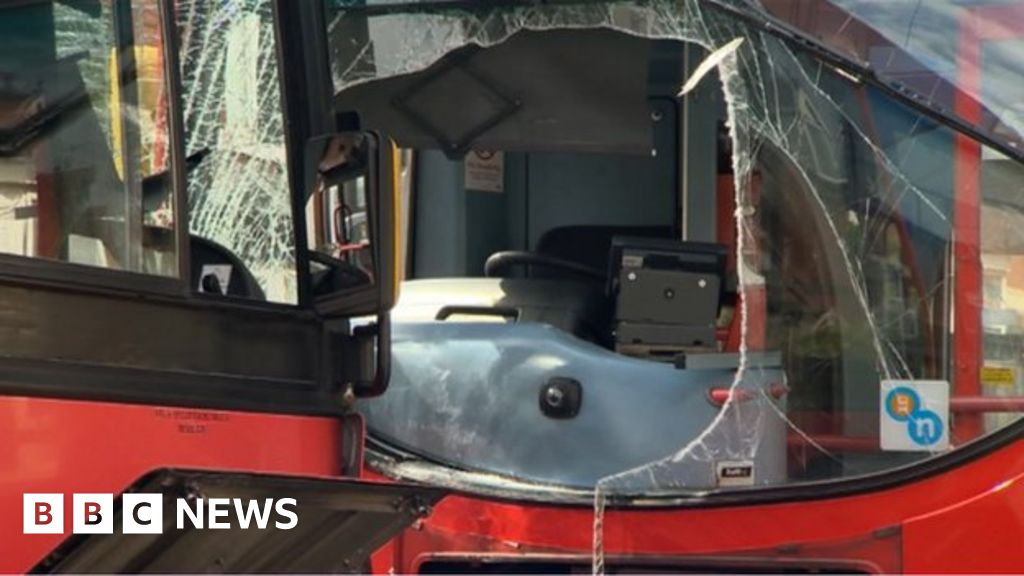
[331,1,968,568]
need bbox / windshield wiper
[698,0,1024,164]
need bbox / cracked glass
[0,1,177,276]
[324,0,1024,535]
[760,0,1024,153]
[175,0,297,302]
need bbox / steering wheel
[484,251,606,281]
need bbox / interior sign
[982,365,1016,387]
[715,461,755,487]
[464,150,504,193]
[880,380,949,451]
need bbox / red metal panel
[901,471,1024,569]
[903,469,1024,572]
[952,396,1024,413]
[32,145,60,259]
[371,435,1024,572]
[953,8,984,444]
[0,396,340,572]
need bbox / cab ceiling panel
[334,29,655,156]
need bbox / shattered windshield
[759,0,1024,155]
[175,0,297,303]
[325,0,1024,515]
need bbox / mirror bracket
[334,312,391,398]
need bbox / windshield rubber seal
[365,413,1024,509]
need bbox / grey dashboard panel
[361,321,787,490]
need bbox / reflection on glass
[306,135,375,297]
[0,1,176,276]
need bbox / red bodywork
[370,435,1024,573]
[0,396,343,572]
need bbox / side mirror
[304,131,398,397]
[304,131,397,316]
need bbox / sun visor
[333,29,656,157]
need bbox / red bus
[0,1,429,571]
[7,0,1024,573]
[329,0,1024,573]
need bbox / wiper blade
[699,0,1024,165]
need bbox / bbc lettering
[24,494,297,534]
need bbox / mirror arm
[370,311,391,396]
[352,311,390,397]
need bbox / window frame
[0,0,361,418]
[0,0,325,309]
[0,0,190,298]
[272,0,336,310]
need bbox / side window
[981,151,1024,433]
[175,0,296,303]
[0,2,177,276]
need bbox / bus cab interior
[331,26,964,493]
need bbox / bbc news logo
[24,494,297,534]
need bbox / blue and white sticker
[880,380,949,451]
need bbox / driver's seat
[392,278,610,343]
[533,225,674,279]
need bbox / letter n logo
[23,494,64,534]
